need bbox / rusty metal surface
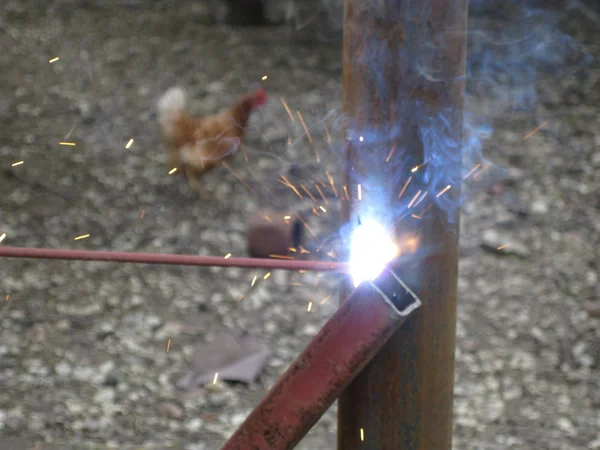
[221,270,421,450]
[338,0,468,449]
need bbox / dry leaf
[176,330,270,390]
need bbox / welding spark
[74,234,90,241]
[307,302,313,312]
[325,123,332,144]
[420,203,434,216]
[140,210,145,219]
[224,253,232,259]
[358,184,362,200]
[398,177,412,199]
[319,206,326,212]
[299,246,310,254]
[315,184,328,204]
[0,233,6,243]
[301,184,318,202]
[284,215,291,220]
[269,254,293,259]
[343,185,350,201]
[349,221,399,287]
[413,191,428,208]
[168,167,178,175]
[247,169,274,199]
[463,164,481,180]
[221,161,256,194]
[240,145,249,162]
[411,214,422,219]
[261,75,268,80]
[166,339,171,352]
[436,185,451,198]
[524,120,551,140]
[359,136,364,142]
[320,295,332,305]
[296,111,312,143]
[49,57,60,63]
[497,243,512,251]
[407,190,422,208]
[59,142,76,146]
[385,145,396,163]
[313,174,327,187]
[5,295,9,301]
[125,138,134,149]
[360,428,365,441]
[325,172,338,198]
[411,160,429,173]
[213,373,219,384]
[280,97,294,122]
[313,273,323,287]
[264,272,271,280]
[278,176,303,198]
[11,161,24,167]
[251,276,257,286]
[473,163,492,179]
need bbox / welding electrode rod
[0,246,346,273]
[221,269,421,450]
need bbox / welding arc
[220,267,421,450]
[0,246,347,273]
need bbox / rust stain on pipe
[221,267,421,450]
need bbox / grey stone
[93,388,116,405]
[481,229,531,258]
[55,361,72,377]
[185,417,204,433]
[230,412,248,427]
[530,200,550,215]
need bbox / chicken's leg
[183,167,213,200]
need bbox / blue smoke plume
[340,0,591,246]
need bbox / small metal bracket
[369,266,422,317]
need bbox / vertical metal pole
[338,1,468,449]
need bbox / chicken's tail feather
[157,87,187,136]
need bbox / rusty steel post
[338,1,468,449]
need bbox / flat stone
[481,229,531,258]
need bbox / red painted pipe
[0,246,347,273]
[221,266,421,450]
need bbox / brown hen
[157,86,267,197]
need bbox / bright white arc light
[349,221,398,287]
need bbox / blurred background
[0,1,598,449]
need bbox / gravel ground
[1,1,599,449]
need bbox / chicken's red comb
[252,88,268,106]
